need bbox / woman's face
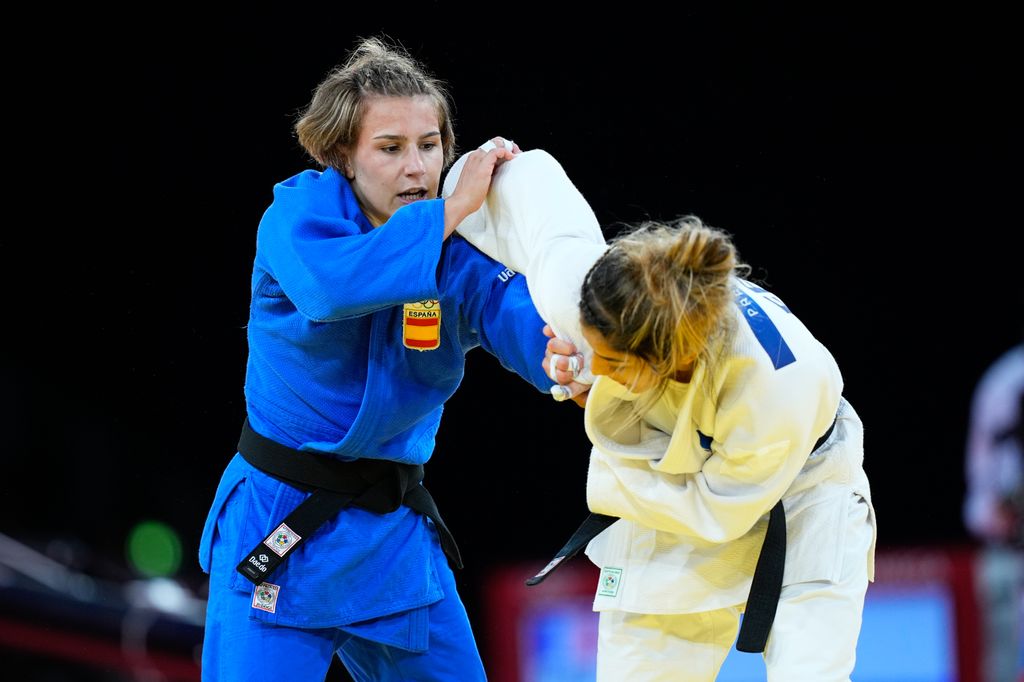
[345,95,445,227]
[581,324,660,393]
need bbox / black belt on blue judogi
[234,419,462,586]
[526,418,838,654]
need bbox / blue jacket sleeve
[255,170,446,322]
[449,240,555,393]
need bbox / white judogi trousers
[596,492,873,682]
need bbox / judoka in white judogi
[444,144,877,681]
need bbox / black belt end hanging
[236,489,351,586]
[525,513,618,586]
[735,500,787,653]
[735,418,834,652]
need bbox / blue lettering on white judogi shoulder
[734,283,796,370]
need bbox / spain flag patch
[403,300,441,351]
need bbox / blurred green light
[126,520,182,577]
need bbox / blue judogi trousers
[201,527,487,681]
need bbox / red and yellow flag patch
[403,300,441,351]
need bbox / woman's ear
[338,147,354,179]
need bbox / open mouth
[398,189,428,201]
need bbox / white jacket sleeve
[442,149,608,383]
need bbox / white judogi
[583,282,877,680]
[583,280,875,614]
[446,147,877,681]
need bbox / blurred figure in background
[964,339,1024,682]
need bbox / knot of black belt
[233,419,461,587]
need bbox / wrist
[443,196,467,239]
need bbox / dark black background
[5,6,1020,673]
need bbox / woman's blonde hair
[294,36,456,171]
[580,215,749,414]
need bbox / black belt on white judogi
[233,419,462,587]
[526,418,837,654]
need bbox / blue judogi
[199,167,553,680]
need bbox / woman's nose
[405,148,426,174]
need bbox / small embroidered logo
[403,300,442,351]
[598,567,623,597]
[252,582,280,613]
[259,554,269,564]
[264,523,301,557]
